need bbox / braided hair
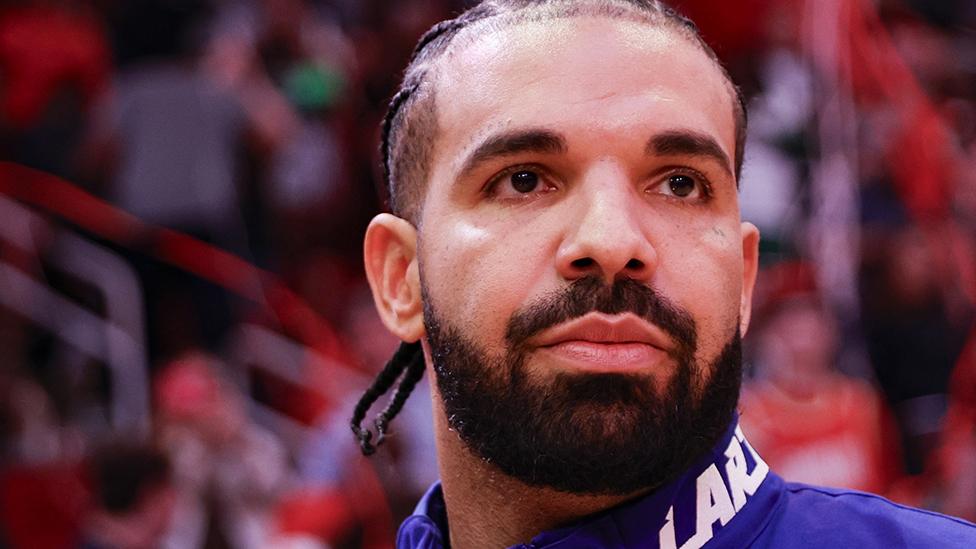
[353,0,747,455]
[351,341,425,455]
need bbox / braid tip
[374,416,389,447]
[351,424,378,456]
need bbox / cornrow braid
[351,341,424,455]
[380,83,420,190]
[380,2,501,220]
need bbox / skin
[364,16,760,549]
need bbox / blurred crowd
[0,0,974,547]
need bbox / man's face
[413,17,758,493]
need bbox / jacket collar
[398,415,783,549]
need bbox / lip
[529,313,673,372]
[530,312,672,349]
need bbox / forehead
[430,16,736,177]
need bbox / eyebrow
[455,127,733,181]
[646,130,733,177]
[458,128,568,178]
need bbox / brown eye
[511,170,539,193]
[668,174,696,197]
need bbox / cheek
[657,222,743,348]
[702,223,745,297]
[419,218,552,336]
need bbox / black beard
[423,276,743,496]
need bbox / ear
[363,213,425,342]
[738,222,760,337]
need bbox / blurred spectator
[155,352,288,549]
[81,0,303,362]
[85,0,295,253]
[741,262,900,494]
[205,0,365,267]
[0,329,62,464]
[860,224,973,474]
[0,372,62,462]
[0,0,110,178]
[79,441,175,549]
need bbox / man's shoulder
[755,481,976,548]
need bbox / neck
[432,399,643,549]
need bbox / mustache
[504,276,698,360]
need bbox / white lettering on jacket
[659,426,769,549]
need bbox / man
[353,1,976,547]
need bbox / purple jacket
[397,418,976,548]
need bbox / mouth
[529,312,672,373]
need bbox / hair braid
[373,348,426,448]
[379,3,502,217]
[350,341,422,455]
[380,83,420,190]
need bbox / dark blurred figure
[742,262,900,495]
[860,225,973,476]
[79,441,175,549]
[0,0,110,178]
[209,0,355,265]
[86,0,280,252]
[0,308,63,465]
[154,352,287,549]
[82,0,298,363]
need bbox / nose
[555,166,657,284]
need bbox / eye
[486,166,557,200]
[668,175,696,197]
[649,170,711,201]
[511,170,540,193]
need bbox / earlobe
[738,222,760,336]
[363,213,426,342]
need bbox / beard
[423,275,743,496]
